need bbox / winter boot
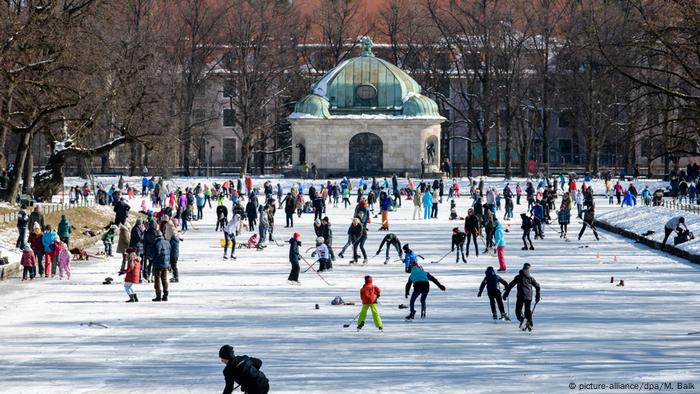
[170,277,179,283]
[501,313,510,321]
[521,246,528,250]
[420,309,426,319]
[357,321,364,330]
[529,245,534,250]
[152,293,162,302]
[405,311,416,320]
[126,294,135,303]
[162,291,168,302]
[492,313,498,320]
[133,294,139,302]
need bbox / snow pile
[597,206,700,255]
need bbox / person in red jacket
[357,275,383,331]
[120,249,141,302]
[20,245,37,281]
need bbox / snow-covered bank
[597,207,700,257]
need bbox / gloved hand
[536,295,540,303]
[375,251,380,255]
[503,293,508,301]
[405,293,409,299]
[311,251,316,257]
[439,284,446,291]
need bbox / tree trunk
[495,111,501,168]
[33,152,66,202]
[504,115,513,179]
[5,132,31,203]
[480,135,490,176]
[22,134,33,194]
[129,141,137,176]
[467,125,473,177]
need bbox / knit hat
[402,244,409,251]
[219,345,234,359]
[452,227,459,233]
[293,232,301,239]
[523,263,531,270]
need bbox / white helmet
[316,236,324,245]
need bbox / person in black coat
[288,233,301,284]
[129,218,145,258]
[283,193,295,227]
[349,218,367,264]
[16,204,28,249]
[245,200,258,231]
[142,220,158,281]
[216,204,228,232]
[520,213,534,250]
[463,208,480,257]
[169,230,181,283]
[376,232,403,264]
[219,345,269,394]
[478,266,510,320]
[451,227,467,263]
[113,198,130,225]
[503,263,541,331]
[319,216,334,263]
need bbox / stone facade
[291,117,442,176]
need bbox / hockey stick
[507,297,510,320]
[430,250,452,264]
[343,312,361,328]
[303,259,319,273]
[299,256,333,286]
[688,332,700,335]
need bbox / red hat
[293,232,301,239]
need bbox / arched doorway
[349,132,383,174]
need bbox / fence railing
[660,199,700,215]
[0,199,96,224]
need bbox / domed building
[290,36,444,176]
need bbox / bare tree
[219,0,300,175]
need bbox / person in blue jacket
[422,187,433,219]
[404,262,446,320]
[379,191,392,230]
[403,244,418,273]
[141,176,149,196]
[530,201,545,239]
[151,232,171,301]
[620,190,637,208]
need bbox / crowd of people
[10,170,698,394]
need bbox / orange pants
[381,211,389,229]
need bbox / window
[355,84,378,107]
[223,108,236,127]
[193,109,205,126]
[558,139,572,164]
[222,138,237,164]
[558,111,573,128]
[223,80,235,98]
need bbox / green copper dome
[403,93,441,117]
[292,37,442,119]
[293,94,331,119]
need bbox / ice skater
[357,275,382,331]
[404,262,446,320]
[503,263,541,331]
[477,266,510,320]
[451,227,467,263]
[376,233,403,264]
[218,345,269,394]
[287,233,301,284]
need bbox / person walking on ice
[404,262,446,320]
[357,275,382,331]
[287,233,301,285]
[477,266,510,321]
[503,263,540,331]
[376,233,403,264]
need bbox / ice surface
[0,178,699,393]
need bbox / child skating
[477,266,510,320]
[357,275,382,331]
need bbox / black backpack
[233,356,268,392]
